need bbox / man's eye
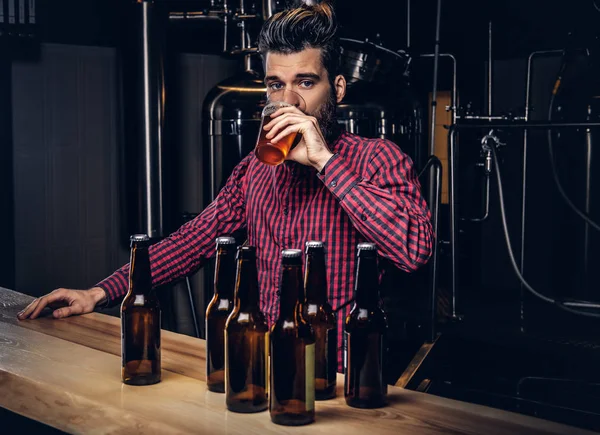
[299,81,314,88]
[269,83,283,90]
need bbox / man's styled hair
[257,2,341,81]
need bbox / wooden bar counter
[0,287,592,434]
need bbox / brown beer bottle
[225,246,269,413]
[302,241,337,400]
[270,249,316,426]
[206,236,236,393]
[121,234,161,386]
[344,243,388,408]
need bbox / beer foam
[262,101,294,117]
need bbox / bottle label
[305,343,315,412]
[265,331,270,397]
[343,331,348,374]
[224,331,228,393]
[121,317,125,366]
[326,327,337,383]
[134,295,145,306]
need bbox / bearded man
[18,2,433,372]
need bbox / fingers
[17,289,68,320]
[264,110,316,132]
[269,105,304,118]
[270,123,308,145]
[53,304,83,319]
[265,114,316,141]
[264,113,304,134]
[17,299,39,320]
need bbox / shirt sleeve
[96,154,252,307]
[317,141,433,272]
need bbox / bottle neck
[235,257,260,311]
[354,256,379,308]
[305,249,327,305]
[279,263,304,319]
[129,245,151,295]
[215,247,236,299]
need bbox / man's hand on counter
[17,287,107,320]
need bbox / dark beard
[311,89,339,144]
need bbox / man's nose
[284,94,298,106]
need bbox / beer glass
[255,90,306,166]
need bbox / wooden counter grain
[0,287,593,434]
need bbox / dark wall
[0,50,15,289]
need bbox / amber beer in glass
[255,90,306,166]
[206,236,237,393]
[121,234,161,386]
[344,243,388,408]
[270,249,316,425]
[225,246,269,413]
[303,241,337,400]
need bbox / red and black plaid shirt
[98,130,433,369]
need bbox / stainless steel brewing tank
[203,68,266,203]
[336,37,423,165]
[336,81,424,166]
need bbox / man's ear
[333,74,346,103]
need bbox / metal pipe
[456,115,522,121]
[417,155,442,341]
[420,53,458,124]
[584,106,593,295]
[263,0,274,20]
[521,49,563,328]
[406,0,411,49]
[468,173,490,222]
[168,12,223,21]
[239,0,247,51]
[525,50,564,120]
[429,0,443,157]
[453,121,600,129]
[421,157,442,342]
[488,21,493,116]
[431,158,441,341]
[137,0,165,239]
[448,126,458,319]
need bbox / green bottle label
[305,343,315,411]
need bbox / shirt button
[361,214,368,221]
[276,290,281,297]
[330,180,337,188]
[282,208,289,215]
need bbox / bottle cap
[237,245,257,259]
[130,234,150,243]
[281,249,302,258]
[305,240,324,249]
[357,242,377,257]
[357,242,376,251]
[216,236,236,246]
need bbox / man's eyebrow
[264,73,321,83]
[295,73,320,80]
